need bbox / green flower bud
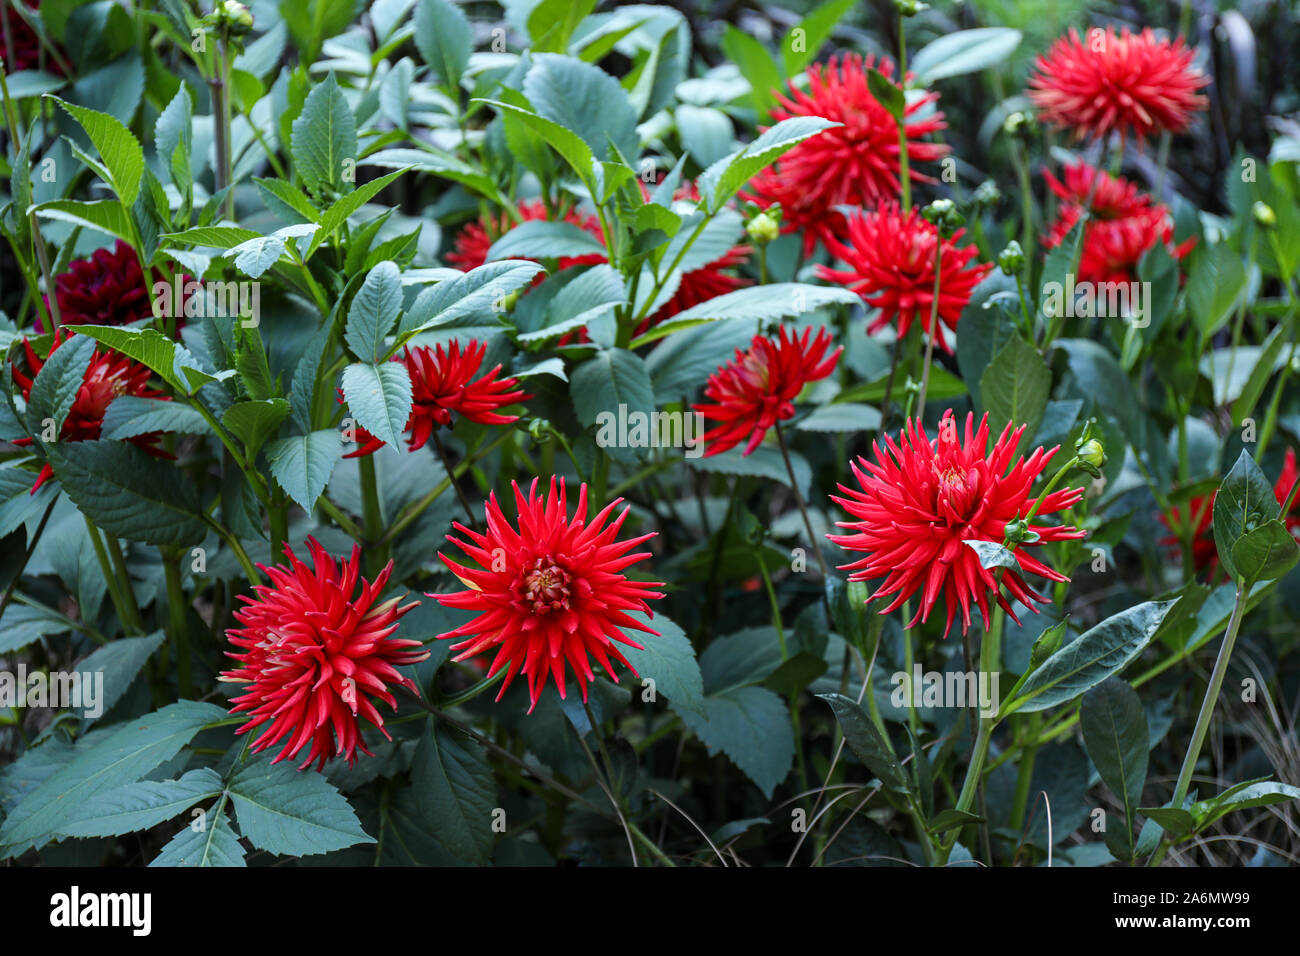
[527,418,552,443]
[1253,201,1276,229]
[998,240,1025,275]
[1002,111,1032,139]
[972,179,1002,210]
[746,210,781,246]
[921,198,965,237]
[1004,519,1040,545]
[1075,437,1106,478]
[892,0,930,16]
[219,0,254,34]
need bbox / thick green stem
[358,453,388,576]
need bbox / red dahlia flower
[1043,163,1194,285]
[1027,26,1208,144]
[828,411,1086,637]
[694,325,842,457]
[433,477,665,711]
[219,539,428,771]
[818,203,993,353]
[42,240,155,331]
[746,53,948,255]
[11,331,169,492]
[344,339,530,458]
[1277,448,1300,537]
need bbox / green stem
[358,453,388,576]
[163,552,193,699]
[774,421,826,576]
[1148,581,1248,866]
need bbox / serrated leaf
[1213,450,1283,581]
[72,631,166,724]
[265,430,343,512]
[632,283,857,346]
[696,116,839,214]
[50,96,145,205]
[101,396,209,440]
[980,336,1050,451]
[291,73,357,198]
[228,757,373,857]
[149,807,245,867]
[46,440,208,545]
[411,721,497,865]
[414,0,472,93]
[341,362,412,449]
[345,261,403,362]
[619,612,704,717]
[57,768,223,838]
[222,398,291,459]
[679,686,794,798]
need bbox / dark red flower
[219,539,428,771]
[1043,162,1194,285]
[827,410,1085,637]
[1276,448,1300,538]
[344,339,530,458]
[446,199,606,272]
[433,477,664,711]
[817,202,993,353]
[2,1,62,75]
[1027,26,1209,144]
[43,240,155,332]
[694,325,842,457]
[746,53,949,255]
[10,330,169,491]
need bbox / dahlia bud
[219,0,254,34]
[921,198,964,237]
[526,418,552,442]
[998,240,1025,276]
[891,0,929,16]
[746,208,781,246]
[1003,519,1040,545]
[1076,438,1106,477]
[1002,111,1033,139]
[1253,201,1276,229]
[972,179,1002,211]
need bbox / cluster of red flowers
[1,1,62,74]
[1043,162,1194,285]
[343,339,529,458]
[828,411,1086,638]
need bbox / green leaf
[414,0,472,93]
[781,0,858,76]
[517,264,627,345]
[30,198,134,243]
[910,28,1023,84]
[266,430,343,512]
[291,73,357,198]
[865,68,905,122]
[477,98,597,193]
[154,86,193,194]
[149,808,245,867]
[101,396,209,441]
[1005,601,1176,715]
[49,96,145,205]
[1080,677,1148,859]
[222,398,291,459]
[46,440,208,546]
[309,167,411,256]
[485,220,607,262]
[696,116,839,214]
[523,53,639,165]
[228,756,374,857]
[1136,805,1196,839]
[1213,450,1283,581]
[1230,519,1300,585]
[690,445,812,499]
[399,260,545,338]
[1232,318,1290,427]
[818,693,911,796]
[528,0,596,52]
[72,631,166,724]
[571,348,654,432]
[1191,780,1300,832]
[410,721,497,865]
[341,362,412,448]
[722,25,783,115]
[57,769,223,838]
[980,336,1050,451]
[254,176,319,224]
[679,686,794,799]
[0,602,72,655]
[796,403,881,433]
[963,540,1020,572]
[619,612,705,717]
[24,334,96,441]
[632,282,858,346]
[1186,243,1246,339]
[345,261,403,362]
[0,700,227,856]
[161,224,262,249]
[63,324,217,396]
